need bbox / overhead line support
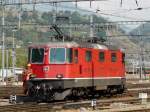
[1,0,5,82]
[0,0,107,6]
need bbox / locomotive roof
[29,42,120,50]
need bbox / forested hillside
[0,6,141,68]
[4,8,107,45]
[0,8,107,68]
[129,22,150,53]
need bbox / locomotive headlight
[27,63,31,69]
[56,74,63,79]
[27,63,31,67]
[30,74,36,78]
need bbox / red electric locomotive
[23,41,125,101]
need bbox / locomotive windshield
[50,48,65,63]
[31,48,44,63]
[50,48,73,63]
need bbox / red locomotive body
[23,42,125,100]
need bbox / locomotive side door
[73,48,80,78]
[110,51,118,77]
[82,49,93,78]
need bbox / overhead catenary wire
[2,1,150,38]
[3,0,147,21]
[34,2,147,21]
[2,0,147,24]
[3,1,149,36]
[111,6,150,15]
[120,0,139,7]
[0,0,107,6]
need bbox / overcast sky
[77,0,150,21]
[25,0,150,29]
[26,0,150,21]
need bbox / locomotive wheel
[23,88,28,95]
[70,88,89,100]
[117,85,125,94]
[106,87,112,97]
[27,86,36,97]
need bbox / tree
[41,12,53,24]
[71,11,82,23]
[32,11,39,22]
[21,11,29,22]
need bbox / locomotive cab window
[86,51,92,62]
[99,52,105,62]
[122,53,125,63]
[111,53,117,62]
[31,48,44,63]
[74,49,78,63]
[28,48,31,63]
[50,48,65,63]
[66,48,73,63]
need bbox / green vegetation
[0,48,27,68]
[4,9,107,43]
[0,8,107,68]
[130,22,150,43]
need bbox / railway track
[0,94,150,112]
[0,80,150,112]
[126,80,150,89]
[0,80,149,98]
[0,85,23,99]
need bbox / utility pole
[90,15,94,38]
[53,13,56,24]
[139,26,145,80]
[1,0,5,82]
[69,16,72,38]
[132,60,135,76]
[53,3,57,24]
[12,30,17,82]
[90,14,96,110]
[106,24,110,45]
[18,4,22,30]
[6,48,8,81]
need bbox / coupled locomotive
[23,41,125,101]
